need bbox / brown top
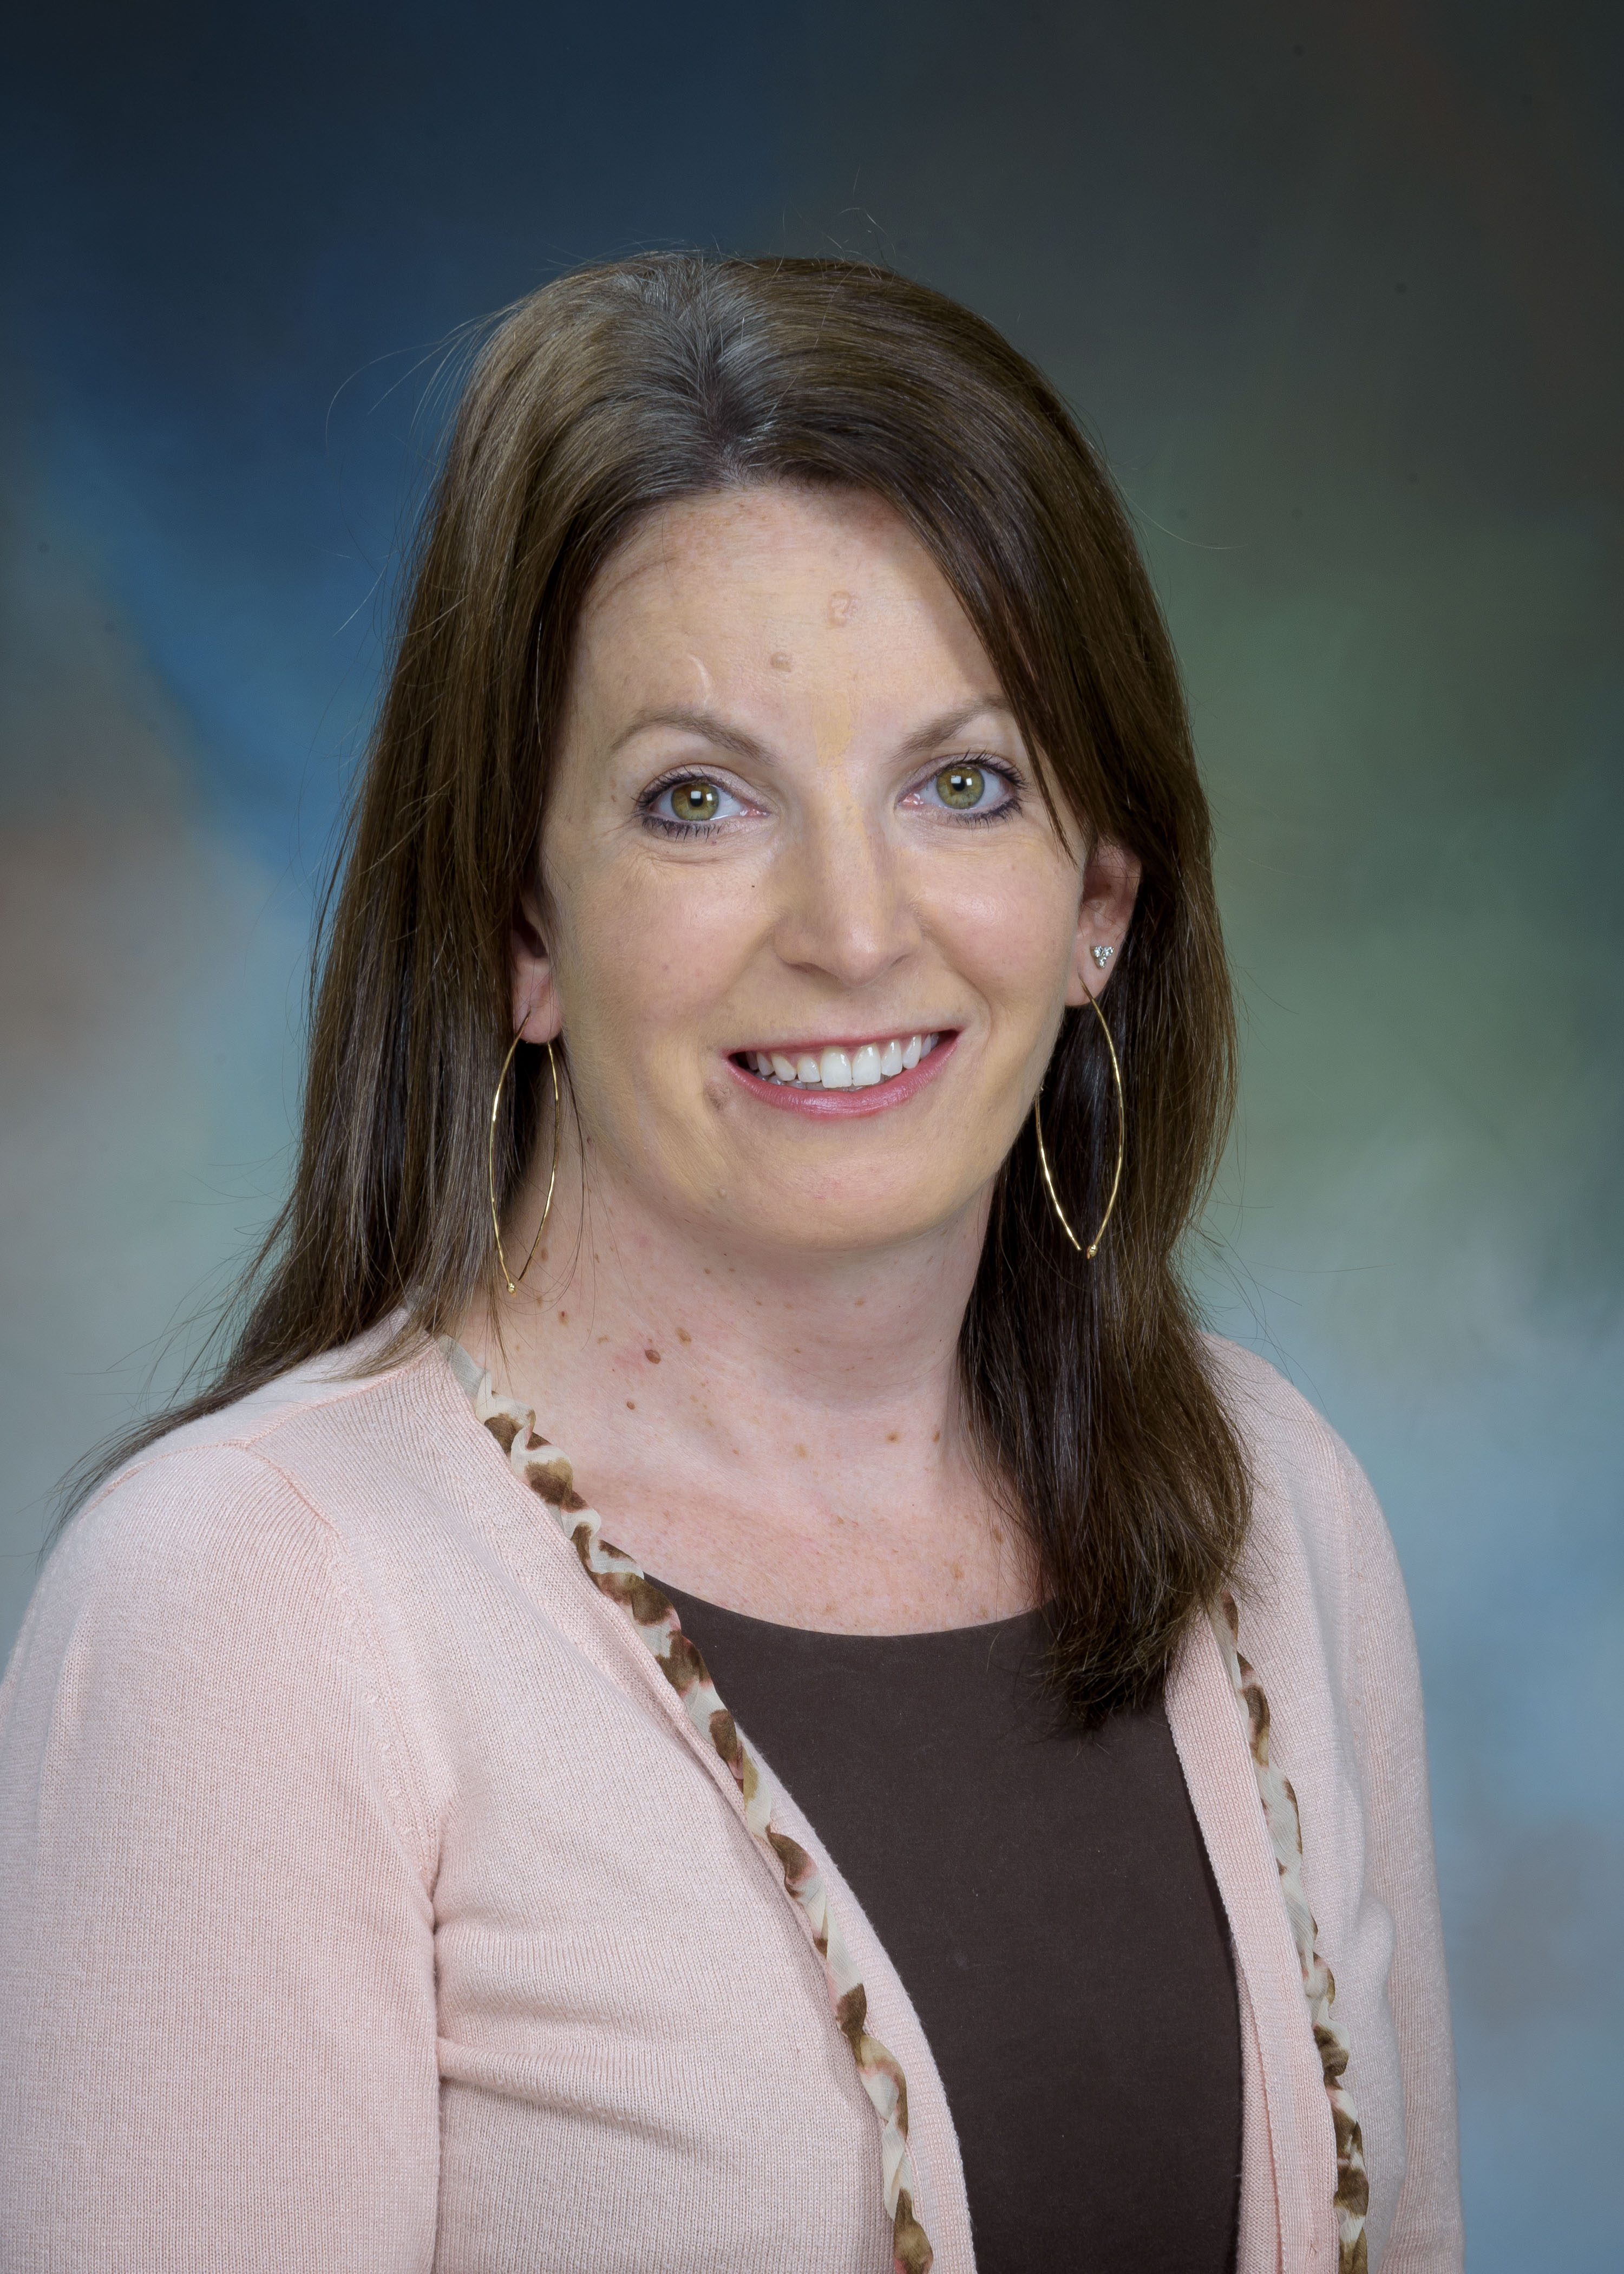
[659,1585,1242,2273]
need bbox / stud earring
[1090,943,1114,969]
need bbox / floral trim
[1211,1593,1370,2274]
[442,1340,933,2274]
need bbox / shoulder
[1201,1332,1370,1525]
[34,1328,459,1644]
[1200,1337,1419,1727]
[4,1343,449,1900]
[1200,1334,1402,1638]
[1201,1331,1349,1465]
[100,1317,437,1472]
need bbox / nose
[769,792,923,991]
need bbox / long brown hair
[60,254,1247,1724]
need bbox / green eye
[669,780,721,823]
[935,763,986,809]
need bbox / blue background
[4,5,1620,2262]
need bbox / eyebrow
[608,707,768,762]
[894,698,1016,762]
[607,697,1016,766]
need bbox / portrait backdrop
[4,5,1620,2265]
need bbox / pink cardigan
[0,1332,1463,2271]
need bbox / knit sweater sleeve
[1338,1442,1466,2273]
[0,1444,441,2272]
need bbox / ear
[510,873,564,1044]
[1064,838,1142,1007]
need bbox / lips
[734,1031,940,1092]
[726,1030,957,1117]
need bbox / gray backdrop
[4,4,1620,2262]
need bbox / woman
[0,256,1461,2272]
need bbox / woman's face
[518,483,1138,1258]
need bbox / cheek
[552,858,758,1058]
[929,854,1081,1017]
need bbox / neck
[455,1134,1032,1630]
[470,1164,986,1444]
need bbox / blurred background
[4,2,1620,2260]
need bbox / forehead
[574,483,998,700]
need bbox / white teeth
[820,1047,853,1089]
[745,1032,942,1089]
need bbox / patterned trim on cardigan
[1211,1592,1370,2273]
[443,1340,933,2274]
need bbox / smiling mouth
[730,1032,943,1092]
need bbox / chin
[705,1178,985,1257]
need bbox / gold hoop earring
[1033,992,1125,1260]
[488,1033,560,1295]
